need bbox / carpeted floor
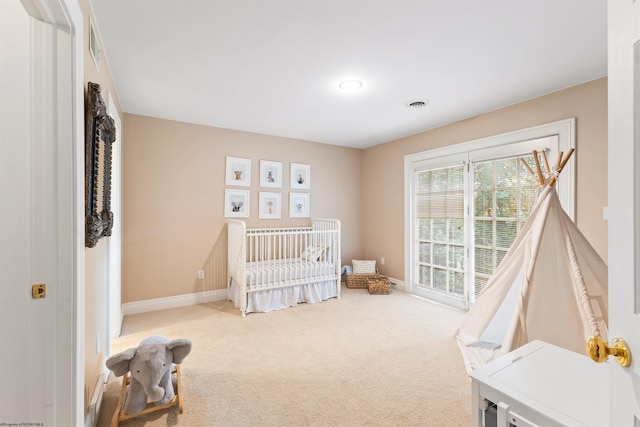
[97,284,471,426]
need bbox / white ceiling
[90,0,607,149]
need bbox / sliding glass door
[405,121,575,309]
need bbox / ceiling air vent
[406,99,429,109]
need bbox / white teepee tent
[456,149,608,373]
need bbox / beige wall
[362,78,608,280]
[79,0,124,417]
[122,115,362,303]
[122,78,607,303]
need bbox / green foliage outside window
[416,154,541,301]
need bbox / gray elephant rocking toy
[106,335,192,419]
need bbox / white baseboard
[85,373,106,427]
[122,289,228,316]
[387,276,405,292]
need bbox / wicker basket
[367,276,390,295]
[346,270,380,289]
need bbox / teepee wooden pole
[548,148,575,187]
[519,157,535,177]
[541,151,550,175]
[559,148,575,170]
[532,150,544,185]
[556,151,563,169]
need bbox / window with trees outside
[472,155,540,297]
[404,120,575,310]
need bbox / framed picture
[224,189,250,218]
[289,192,310,218]
[259,192,282,219]
[260,160,283,188]
[290,162,310,189]
[225,156,251,187]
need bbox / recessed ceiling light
[406,99,430,109]
[339,80,363,91]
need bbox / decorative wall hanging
[224,189,250,218]
[85,82,115,248]
[225,156,251,187]
[290,162,310,189]
[260,160,283,188]
[259,192,282,219]
[289,192,310,218]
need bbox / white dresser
[469,340,609,427]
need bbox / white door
[608,0,640,424]
[0,2,54,420]
[0,0,79,423]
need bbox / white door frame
[20,0,85,423]
[107,94,123,345]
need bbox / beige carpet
[97,285,472,426]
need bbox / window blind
[415,166,465,219]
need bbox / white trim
[86,373,106,427]
[405,118,574,160]
[65,1,85,424]
[107,94,123,346]
[404,119,576,309]
[122,289,228,316]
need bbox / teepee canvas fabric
[456,184,608,373]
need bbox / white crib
[227,218,341,317]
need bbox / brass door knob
[587,335,632,367]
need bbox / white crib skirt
[229,279,338,314]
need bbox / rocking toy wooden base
[110,365,183,426]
